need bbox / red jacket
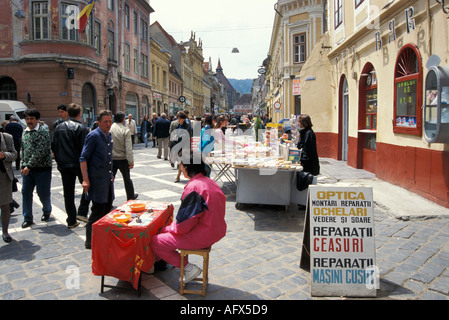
[161,173,227,248]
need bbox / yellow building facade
[265,0,325,122]
[297,0,449,207]
[150,38,171,114]
[180,33,204,116]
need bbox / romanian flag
[78,0,95,34]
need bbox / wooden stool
[179,247,211,296]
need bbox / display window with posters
[393,44,423,136]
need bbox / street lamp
[231,48,239,53]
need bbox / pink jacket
[161,173,227,248]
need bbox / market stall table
[91,201,174,295]
[234,167,315,210]
[206,158,236,187]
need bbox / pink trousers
[150,232,191,268]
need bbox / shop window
[126,93,138,119]
[393,44,423,136]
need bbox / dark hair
[177,111,187,119]
[214,115,227,129]
[114,111,126,123]
[67,103,81,118]
[57,104,67,111]
[180,152,207,178]
[97,110,113,122]
[204,115,214,126]
[24,108,40,120]
[298,114,313,129]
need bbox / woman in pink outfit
[213,115,244,152]
[150,153,227,283]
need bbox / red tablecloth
[91,201,174,290]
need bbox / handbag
[12,177,18,192]
[296,171,313,191]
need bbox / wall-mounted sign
[300,186,378,297]
[293,79,301,95]
[273,101,282,113]
[153,93,162,99]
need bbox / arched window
[0,77,17,100]
[393,44,423,136]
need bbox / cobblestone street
[0,144,448,301]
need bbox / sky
[149,0,277,80]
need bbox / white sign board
[308,186,377,297]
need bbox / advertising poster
[305,186,378,297]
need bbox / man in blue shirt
[80,110,114,249]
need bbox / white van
[0,100,28,128]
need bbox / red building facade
[0,0,154,127]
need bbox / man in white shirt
[125,114,138,146]
[110,112,138,201]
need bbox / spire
[216,58,223,73]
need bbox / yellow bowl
[113,213,131,223]
[129,203,146,212]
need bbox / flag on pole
[78,0,95,34]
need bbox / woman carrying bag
[0,132,18,243]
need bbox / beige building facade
[296,0,449,207]
[265,0,325,122]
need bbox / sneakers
[68,222,80,229]
[183,264,202,283]
[77,215,88,223]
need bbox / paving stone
[3,144,449,302]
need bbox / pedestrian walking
[52,103,90,228]
[0,131,17,243]
[4,115,23,170]
[80,110,114,249]
[21,108,53,228]
[125,114,138,145]
[169,111,192,182]
[52,104,69,130]
[110,111,138,201]
[199,115,215,177]
[140,114,152,148]
[153,113,170,161]
[151,113,158,147]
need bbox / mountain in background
[229,78,254,94]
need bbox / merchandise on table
[111,200,171,226]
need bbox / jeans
[59,167,90,225]
[144,132,148,148]
[22,169,52,222]
[112,159,135,201]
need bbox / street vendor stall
[205,116,316,210]
[91,200,174,295]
